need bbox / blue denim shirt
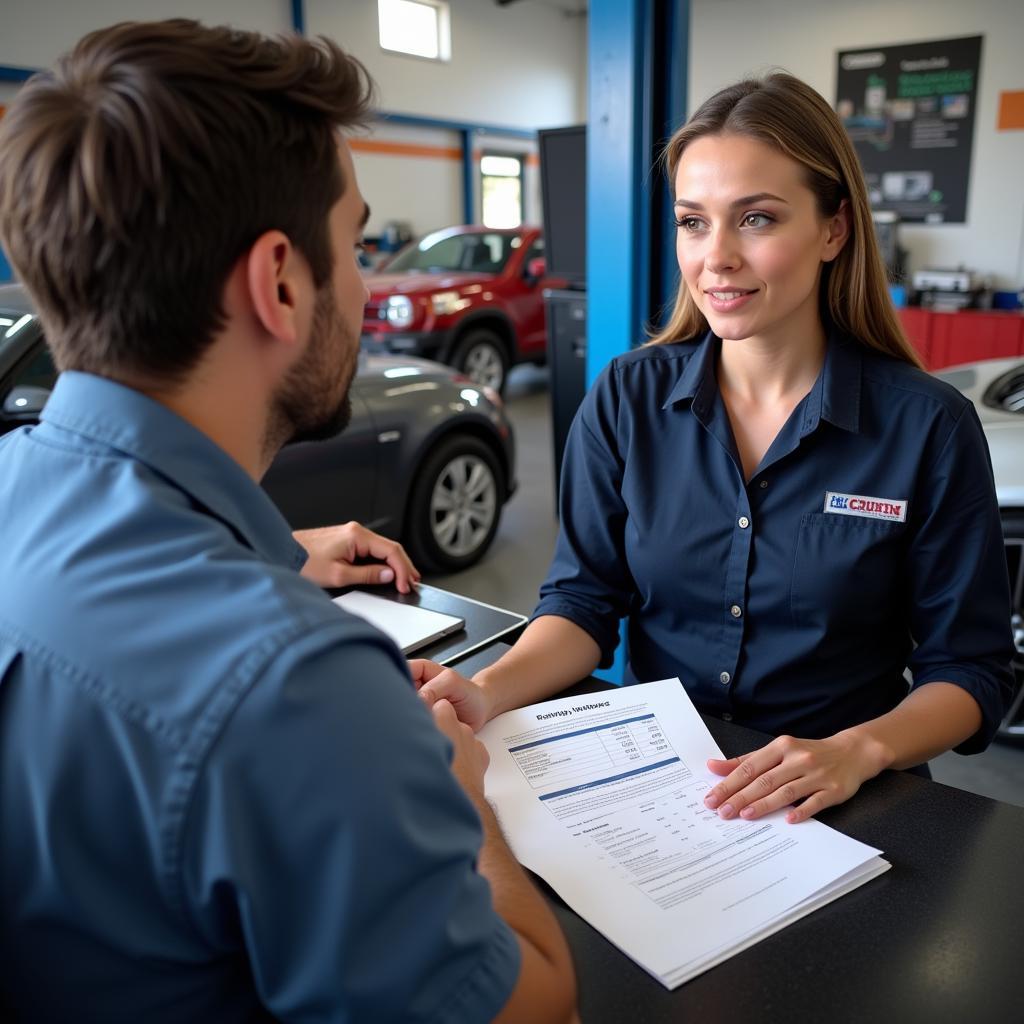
[0,372,518,1023]
[536,332,1014,750]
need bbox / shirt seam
[860,368,970,418]
[0,618,189,749]
[420,918,520,1024]
[167,617,375,936]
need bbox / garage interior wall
[689,0,1024,289]
[0,0,588,244]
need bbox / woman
[414,73,1014,824]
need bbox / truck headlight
[385,294,414,328]
[431,290,466,316]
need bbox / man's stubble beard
[263,284,359,463]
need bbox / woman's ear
[245,230,309,347]
[822,198,852,263]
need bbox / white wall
[1,0,587,246]
[308,0,586,131]
[689,0,1024,288]
[0,0,287,65]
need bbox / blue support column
[586,0,689,682]
[654,1,689,323]
[461,128,475,224]
[290,0,306,35]
[586,0,649,389]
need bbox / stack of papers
[478,678,889,989]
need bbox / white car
[935,359,1024,743]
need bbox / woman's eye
[742,213,772,228]
[675,216,704,232]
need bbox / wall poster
[835,35,982,224]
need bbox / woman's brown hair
[649,72,923,369]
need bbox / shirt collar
[662,328,863,434]
[39,371,307,570]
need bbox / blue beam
[0,65,539,142]
[460,128,475,224]
[0,65,36,83]
[290,0,306,35]
[378,111,535,140]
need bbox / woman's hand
[703,730,890,824]
[409,659,496,733]
[295,522,420,592]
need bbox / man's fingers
[331,563,396,588]
[408,658,444,688]
[349,526,420,592]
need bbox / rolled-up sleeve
[180,627,520,1023]
[906,403,1016,752]
[534,364,635,666]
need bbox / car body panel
[934,358,1024,508]
[0,287,516,570]
[361,225,563,365]
[936,355,1024,742]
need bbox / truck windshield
[386,230,518,274]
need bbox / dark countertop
[456,648,1024,1022]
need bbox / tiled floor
[426,365,1024,809]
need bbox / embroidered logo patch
[824,491,907,522]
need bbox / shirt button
[759,480,768,489]
[722,712,733,722]
[730,604,742,618]
[738,516,750,529]
[719,671,731,684]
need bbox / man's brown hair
[0,19,374,381]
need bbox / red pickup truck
[361,225,563,393]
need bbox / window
[378,0,451,61]
[386,229,517,274]
[480,154,523,230]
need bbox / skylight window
[378,0,451,61]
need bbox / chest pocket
[790,512,907,630]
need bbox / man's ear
[822,199,852,263]
[245,230,310,347]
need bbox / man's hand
[703,730,889,825]
[410,660,496,732]
[295,522,420,592]
[430,698,490,797]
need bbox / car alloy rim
[429,454,497,557]
[463,343,504,390]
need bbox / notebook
[332,590,465,655]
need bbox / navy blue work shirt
[0,372,518,1023]
[535,331,1014,750]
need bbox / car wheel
[452,329,509,394]
[406,435,504,573]
[997,509,1024,744]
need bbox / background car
[935,358,1024,743]
[361,224,565,394]
[0,285,516,574]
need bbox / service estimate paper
[478,679,890,989]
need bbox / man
[0,20,575,1023]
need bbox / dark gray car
[0,284,517,573]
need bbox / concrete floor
[425,364,1024,809]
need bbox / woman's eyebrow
[674,192,790,209]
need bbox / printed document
[478,679,890,988]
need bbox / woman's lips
[704,288,758,313]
